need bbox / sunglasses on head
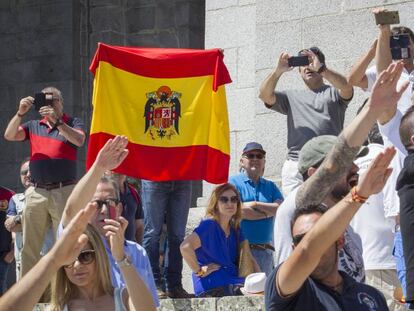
[64,249,95,268]
[93,198,119,209]
[219,196,239,204]
[243,153,265,160]
[292,233,307,246]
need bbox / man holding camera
[259,47,353,196]
[4,86,85,276]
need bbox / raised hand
[18,96,34,115]
[275,52,293,76]
[356,147,395,198]
[95,135,129,171]
[368,62,409,114]
[39,105,58,123]
[104,214,128,261]
[304,50,322,73]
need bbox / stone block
[206,0,238,11]
[0,9,21,34]
[156,2,176,29]
[90,0,121,6]
[229,130,238,174]
[344,0,405,11]
[227,87,256,132]
[299,0,343,19]
[126,6,156,33]
[234,129,254,168]
[0,34,17,61]
[33,54,73,82]
[175,1,205,29]
[216,296,264,310]
[256,0,301,25]
[239,0,256,5]
[16,5,41,31]
[126,32,160,47]
[205,5,255,49]
[255,20,302,71]
[39,2,73,29]
[89,31,125,56]
[158,30,179,47]
[90,6,123,32]
[238,45,255,88]
[177,26,205,48]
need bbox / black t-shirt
[265,264,388,311]
[120,183,144,242]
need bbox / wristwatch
[54,118,64,127]
[196,267,205,277]
[116,255,132,268]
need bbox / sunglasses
[292,233,307,246]
[219,196,239,204]
[93,198,119,209]
[64,249,95,268]
[243,153,265,160]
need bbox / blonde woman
[50,220,155,311]
[180,183,259,297]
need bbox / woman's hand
[104,216,128,261]
[199,263,220,277]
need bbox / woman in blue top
[180,183,260,297]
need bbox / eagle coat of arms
[144,86,181,140]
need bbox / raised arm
[0,203,96,311]
[347,39,377,89]
[277,147,395,296]
[4,96,33,141]
[374,9,393,74]
[61,136,129,227]
[296,62,408,209]
[259,52,292,106]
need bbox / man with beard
[259,47,353,196]
[265,61,406,311]
[274,135,366,282]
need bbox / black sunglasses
[219,196,239,204]
[243,153,265,160]
[292,233,307,246]
[64,249,95,268]
[93,198,119,209]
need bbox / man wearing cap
[274,135,366,282]
[229,142,283,275]
[259,46,353,196]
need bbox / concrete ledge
[34,296,265,310]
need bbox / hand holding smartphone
[288,55,310,67]
[374,11,400,25]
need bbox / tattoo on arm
[295,135,360,209]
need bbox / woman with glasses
[49,223,156,311]
[180,183,260,297]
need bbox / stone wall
[200,0,414,204]
[0,0,204,205]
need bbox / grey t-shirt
[268,85,350,160]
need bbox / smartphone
[375,11,400,25]
[288,56,310,67]
[390,34,411,60]
[34,93,46,111]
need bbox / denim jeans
[251,248,274,276]
[141,180,192,290]
[0,258,10,295]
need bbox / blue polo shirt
[229,173,283,244]
[265,265,388,310]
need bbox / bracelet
[17,112,25,118]
[195,268,205,277]
[351,186,368,203]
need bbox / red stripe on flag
[89,43,232,91]
[86,133,229,184]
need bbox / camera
[390,34,411,60]
[33,92,53,111]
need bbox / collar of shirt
[39,113,70,128]
[240,172,264,186]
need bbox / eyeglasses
[64,249,95,268]
[93,198,119,209]
[20,169,29,175]
[243,153,265,160]
[292,233,307,246]
[219,196,239,204]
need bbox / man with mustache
[259,47,353,196]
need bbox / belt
[249,243,275,251]
[34,180,76,190]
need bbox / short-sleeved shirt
[265,264,388,311]
[120,183,144,242]
[192,218,245,296]
[20,114,84,184]
[267,85,349,160]
[229,173,283,244]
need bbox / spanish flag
[87,43,232,184]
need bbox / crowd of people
[0,8,414,311]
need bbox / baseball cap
[298,135,368,175]
[242,142,266,155]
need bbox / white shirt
[352,144,396,270]
[274,188,365,282]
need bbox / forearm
[180,246,201,273]
[259,70,281,105]
[0,253,58,311]
[296,107,375,208]
[57,124,85,147]
[4,114,23,141]
[347,50,375,87]
[135,220,144,245]
[62,161,105,226]
[121,265,156,311]
[376,28,392,74]
[256,202,280,216]
[241,205,267,220]
[322,69,353,98]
